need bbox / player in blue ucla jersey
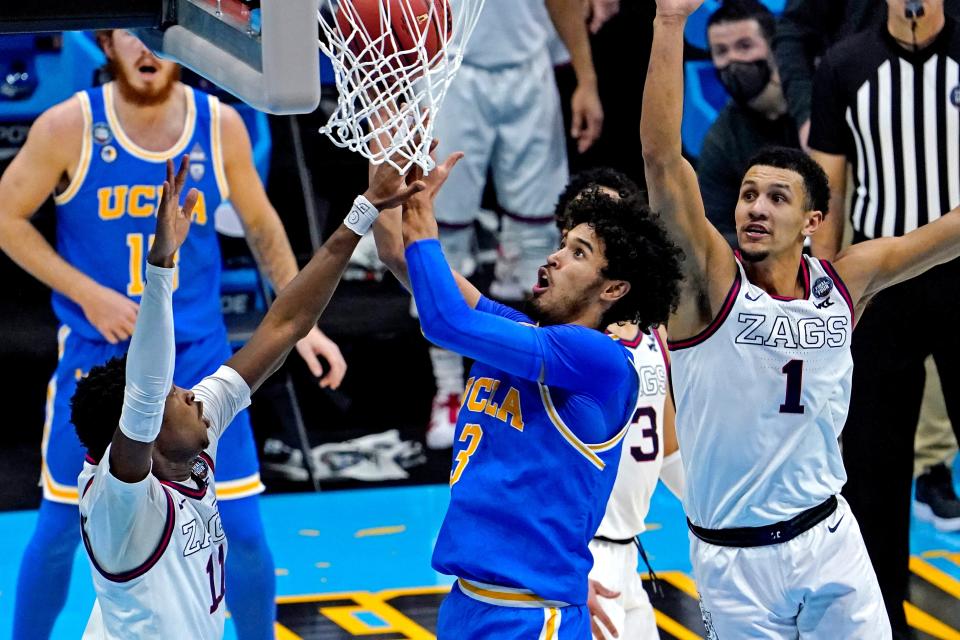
[0,30,345,640]
[371,153,684,638]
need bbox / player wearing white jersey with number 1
[642,0,960,637]
[71,155,428,639]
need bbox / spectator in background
[697,0,799,247]
[807,1,960,636]
[774,0,960,151]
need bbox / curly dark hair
[71,356,127,462]
[747,146,831,216]
[555,168,643,230]
[563,189,684,328]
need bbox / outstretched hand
[149,155,199,268]
[587,578,621,639]
[401,145,464,245]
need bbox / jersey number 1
[127,233,179,296]
[206,544,225,614]
[779,359,805,414]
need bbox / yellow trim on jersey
[41,327,81,504]
[208,95,230,200]
[53,93,93,206]
[104,82,196,161]
[457,578,570,609]
[540,607,560,640]
[215,473,265,500]
[538,384,607,471]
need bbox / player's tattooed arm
[642,0,737,339]
[831,205,960,316]
[110,157,198,483]
[218,104,348,389]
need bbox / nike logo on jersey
[815,297,835,309]
[828,515,844,533]
[745,291,764,302]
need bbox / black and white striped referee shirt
[809,20,960,239]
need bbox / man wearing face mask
[695,0,799,247]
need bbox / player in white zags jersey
[69,155,427,638]
[642,0,960,637]
[554,171,684,640]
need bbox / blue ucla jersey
[53,82,229,343]
[432,297,639,607]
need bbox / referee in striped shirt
[809,1,960,636]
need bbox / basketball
[335,0,453,67]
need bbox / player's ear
[96,30,115,58]
[802,209,824,237]
[601,279,630,304]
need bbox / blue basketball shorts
[41,324,262,504]
[436,580,589,639]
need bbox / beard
[738,247,770,262]
[109,59,180,107]
[526,277,604,327]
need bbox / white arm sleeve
[80,445,171,574]
[192,365,251,462]
[119,264,176,443]
[660,450,684,500]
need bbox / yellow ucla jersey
[53,82,230,343]
[431,297,639,608]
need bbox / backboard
[0,0,321,115]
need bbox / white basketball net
[317,0,484,173]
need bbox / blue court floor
[1,484,958,639]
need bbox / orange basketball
[336,0,453,67]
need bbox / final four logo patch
[813,276,834,298]
[191,456,210,485]
[951,86,960,108]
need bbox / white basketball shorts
[588,538,660,640]
[690,496,890,639]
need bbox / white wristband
[344,195,379,236]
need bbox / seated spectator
[696,0,799,247]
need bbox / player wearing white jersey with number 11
[642,0,960,637]
[71,155,428,639]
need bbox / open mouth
[532,267,550,295]
[138,63,158,76]
[743,223,770,239]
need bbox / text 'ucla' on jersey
[431,296,639,608]
[53,82,230,344]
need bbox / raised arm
[832,207,960,316]
[641,0,736,336]
[109,157,198,483]
[225,161,425,393]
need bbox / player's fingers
[159,180,171,211]
[299,346,325,379]
[165,158,175,190]
[174,154,190,193]
[182,188,201,219]
[590,617,605,640]
[320,356,346,389]
[441,151,464,173]
[101,326,119,344]
[594,584,620,598]
[595,607,618,638]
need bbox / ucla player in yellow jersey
[0,30,345,639]
[642,0,960,636]
[369,152,684,638]
[71,155,418,639]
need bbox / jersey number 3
[630,407,659,462]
